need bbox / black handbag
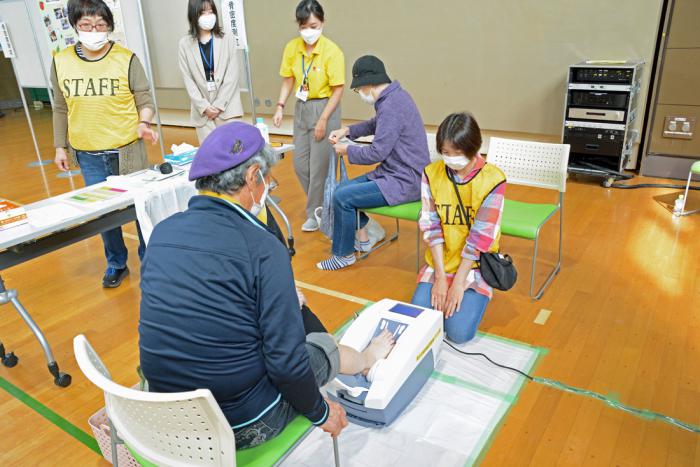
[448,174,517,291]
[476,252,517,291]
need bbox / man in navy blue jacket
[139,122,394,449]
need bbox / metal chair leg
[108,417,120,467]
[0,276,71,387]
[529,195,564,300]
[679,170,700,216]
[416,227,421,273]
[266,197,295,256]
[358,217,400,260]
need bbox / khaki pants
[195,90,242,144]
[293,98,341,219]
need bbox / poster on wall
[0,22,17,58]
[36,0,126,55]
[102,0,127,46]
[221,0,248,50]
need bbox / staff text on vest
[62,78,120,97]
[437,203,475,228]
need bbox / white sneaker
[360,218,386,243]
[301,217,319,232]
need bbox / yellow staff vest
[424,160,506,274]
[54,43,139,151]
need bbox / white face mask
[299,27,322,45]
[78,30,109,51]
[249,170,269,217]
[442,155,471,171]
[198,13,217,31]
[359,89,376,105]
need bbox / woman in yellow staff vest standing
[52,0,158,288]
[273,0,344,232]
[178,0,243,144]
[411,113,507,343]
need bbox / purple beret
[188,121,265,181]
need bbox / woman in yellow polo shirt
[272,0,344,232]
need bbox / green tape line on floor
[431,370,517,404]
[533,377,700,434]
[0,376,101,455]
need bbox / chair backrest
[426,133,439,162]
[73,335,236,467]
[487,137,570,193]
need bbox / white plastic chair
[486,138,570,299]
[73,334,236,467]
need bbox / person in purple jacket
[317,55,430,270]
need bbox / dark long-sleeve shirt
[347,80,430,205]
[139,196,328,428]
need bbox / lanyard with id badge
[295,55,314,102]
[199,40,216,92]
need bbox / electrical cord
[443,338,700,434]
[610,182,699,190]
[443,339,533,380]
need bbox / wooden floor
[0,108,698,466]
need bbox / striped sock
[316,254,357,271]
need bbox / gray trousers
[293,98,341,219]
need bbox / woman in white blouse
[178,0,243,143]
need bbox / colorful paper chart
[65,186,127,205]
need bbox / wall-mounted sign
[0,21,16,58]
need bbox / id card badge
[296,85,309,102]
[207,80,217,92]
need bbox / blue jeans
[76,150,145,269]
[411,283,490,343]
[331,175,388,256]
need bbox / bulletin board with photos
[36,0,127,54]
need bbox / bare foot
[362,330,395,373]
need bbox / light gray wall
[144,0,663,137]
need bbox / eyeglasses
[77,22,109,32]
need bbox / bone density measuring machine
[328,299,443,427]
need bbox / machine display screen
[389,303,423,318]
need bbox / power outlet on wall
[663,116,695,140]
[265,99,272,108]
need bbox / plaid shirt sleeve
[462,182,506,261]
[419,172,445,246]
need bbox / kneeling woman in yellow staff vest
[411,113,506,344]
[52,0,158,289]
[273,0,344,232]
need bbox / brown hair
[436,112,482,158]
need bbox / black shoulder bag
[449,175,517,291]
